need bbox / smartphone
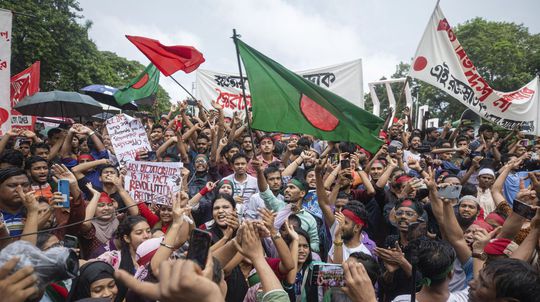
[340,159,350,169]
[310,263,345,288]
[58,179,70,208]
[438,185,462,199]
[186,99,198,106]
[513,199,537,220]
[187,229,212,269]
[147,151,157,161]
[417,145,432,153]
[64,234,79,249]
[388,145,398,154]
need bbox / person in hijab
[67,261,117,302]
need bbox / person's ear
[123,234,131,244]
[300,190,306,198]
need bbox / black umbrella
[14,91,104,118]
[80,84,139,111]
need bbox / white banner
[196,59,363,116]
[0,9,12,135]
[124,161,183,205]
[106,114,151,165]
[410,5,540,134]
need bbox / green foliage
[366,18,540,125]
[2,0,170,115]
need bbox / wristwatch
[272,233,282,241]
[472,252,487,261]
[333,240,343,247]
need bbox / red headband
[98,192,113,204]
[78,154,95,162]
[342,209,366,227]
[484,238,512,256]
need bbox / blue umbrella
[80,84,139,111]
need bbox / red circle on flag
[132,74,149,89]
[413,56,428,71]
[300,94,339,131]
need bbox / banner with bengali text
[0,9,12,135]
[410,5,540,134]
[196,59,363,116]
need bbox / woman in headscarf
[80,183,119,259]
[67,261,117,302]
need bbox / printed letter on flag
[196,59,364,117]
[409,5,540,134]
[0,9,12,135]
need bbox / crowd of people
[0,99,540,302]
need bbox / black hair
[99,164,119,177]
[348,252,380,286]
[456,136,470,144]
[259,135,274,144]
[426,127,438,134]
[211,256,223,285]
[220,142,240,157]
[291,147,303,156]
[24,156,48,171]
[197,133,210,142]
[441,174,460,183]
[151,124,165,132]
[478,124,494,133]
[30,142,50,155]
[212,193,236,210]
[460,183,478,197]
[411,238,455,286]
[0,149,24,168]
[0,167,29,185]
[263,164,281,179]
[395,198,425,217]
[342,200,368,230]
[230,152,248,165]
[482,258,540,301]
[297,136,312,148]
[116,215,148,301]
[339,142,356,154]
[47,128,62,139]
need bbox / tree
[365,18,540,125]
[2,0,170,115]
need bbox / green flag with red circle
[236,38,384,153]
[114,63,160,105]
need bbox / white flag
[409,5,540,134]
[196,59,364,117]
[0,9,12,135]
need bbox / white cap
[478,168,495,177]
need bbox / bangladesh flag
[236,39,384,153]
[114,63,160,105]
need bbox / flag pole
[169,75,198,101]
[232,29,256,148]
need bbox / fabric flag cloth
[409,4,540,134]
[114,63,159,105]
[0,9,12,135]
[11,61,40,130]
[235,38,384,153]
[126,35,205,76]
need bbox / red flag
[126,35,205,76]
[11,61,40,130]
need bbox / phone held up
[186,228,212,269]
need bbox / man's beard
[341,229,354,242]
[456,212,476,229]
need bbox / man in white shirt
[222,153,259,207]
[329,200,372,263]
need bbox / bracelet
[272,233,282,241]
[160,242,175,250]
[333,240,343,246]
[89,131,96,137]
[199,186,211,196]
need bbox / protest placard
[106,114,151,164]
[124,161,183,205]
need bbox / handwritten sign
[124,161,183,205]
[106,114,151,164]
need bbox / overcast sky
[78,0,540,103]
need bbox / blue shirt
[2,209,24,237]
